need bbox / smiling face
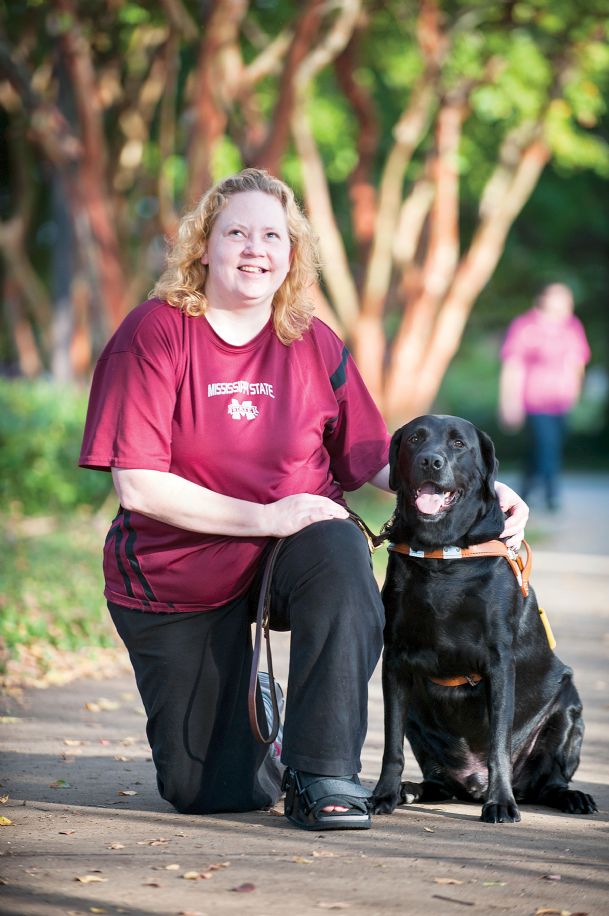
[202,190,292,314]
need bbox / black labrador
[372,414,596,823]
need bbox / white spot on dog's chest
[447,749,488,799]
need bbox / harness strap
[429,673,483,688]
[388,538,532,598]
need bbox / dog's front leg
[482,655,521,823]
[372,652,410,814]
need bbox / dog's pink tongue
[416,484,445,515]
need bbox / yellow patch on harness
[538,607,557,650]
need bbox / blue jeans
[522,412,567,508]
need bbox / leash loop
[248,538,285,745]
[248,508,383,744]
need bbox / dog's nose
[420,452,445,471]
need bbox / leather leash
[248,510,379,745]
[248,537,285,745]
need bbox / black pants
[109,519,385,814]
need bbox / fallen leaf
[96,698,121,711]
[137,837,168,845]
[143,881,162,887]
[59,830,76,836]
[0,877,8,885]
[49,779,71,788]
[423,826,435,833]
[117,790,137,796]
[165,864,181,871]
[74,874,108,884]
[108,842,125,849]
[542,874,562,881]
[434,878,464,886]
[534,910,572,916]
[207,862,230,870]
[0,816,14,826]
[90,909,108,914]
[183,871,204,880]
[317,904,350,911]
[114,755,130,762]
[535,906,576,916]
[0,794,8,804]
[63,739,83,746]
[0,716,20,724]
[293,855,314,864]
[482,881,506,887]
[312,850,336,858]
[232,882,256,892]
[84,702,100,712]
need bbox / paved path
[1,475,608,915]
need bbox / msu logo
[228,398,259,421]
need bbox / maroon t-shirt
[80,300,390,612]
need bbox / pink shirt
[79,300,390,612]
[501,308,590,415]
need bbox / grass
[0,508,120,686]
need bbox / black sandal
[282,768,372,831]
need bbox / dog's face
[389,414,504,548]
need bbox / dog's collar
[387,538,532,599]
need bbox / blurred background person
[499,283,591,512]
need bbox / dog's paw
[371,782,402,814]
[550,788,598,815]
[481,800,521,823]
[400,781,423,804]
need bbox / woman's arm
[498,358,526,431]
[111,468,348,539]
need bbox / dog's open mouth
[414,482,461,516]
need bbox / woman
[499,283,590,511]
[80,168,527,831]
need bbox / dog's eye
[407,434,419,444]
[452,439,465,448]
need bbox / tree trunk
[385,138,550,424]
[187,0,248,202]
[56,0,129,331]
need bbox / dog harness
[387,538,556,687]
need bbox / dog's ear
[476,426,498,501]
[388,427,405,491]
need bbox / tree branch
[333,13,378,259]
[251,0,325,173]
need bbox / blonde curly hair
[151,169,320,344]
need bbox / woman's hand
[495,480,529,550]
[264,494,349,538]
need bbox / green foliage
[0,380,111,515]
[0,511,115,667]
